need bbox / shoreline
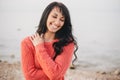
[0,59,120,80]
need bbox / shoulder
[64,42,75,49]
[21,36,30,44]
[21,36,33,47]
[68,42,75,47]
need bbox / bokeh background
[0,0,120,71]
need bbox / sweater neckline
[44,39,58,44]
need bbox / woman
[21,1,78,80]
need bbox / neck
[44,32,55,42]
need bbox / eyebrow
[53,13,65,19]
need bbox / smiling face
[46,7,65,33]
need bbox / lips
[52,25,58,29]
[50,23,59,29]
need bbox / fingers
[29,33,37,42]
[30,33,44,39]
[30,34,35,40]
[30,33,41,40]
[29,35,34,42]
[35,33,44,38]
[40,33,44,38]
[29,33,44,46]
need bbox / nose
[54,19,60,27]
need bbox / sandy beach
[0,59,120,80]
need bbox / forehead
[50,7,64,17]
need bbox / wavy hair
[36,1,78,65]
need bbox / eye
[60,18,65,22]
[52,15,57,18]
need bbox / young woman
[21,1,78,80]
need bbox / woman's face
[46,7,65,33]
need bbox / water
[0,0,120,71]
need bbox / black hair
[37,1,78,65]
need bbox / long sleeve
[35,42,74,80]
[21,37,49,80]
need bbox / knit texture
[21,37,74,80]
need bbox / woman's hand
[30,33,44,46]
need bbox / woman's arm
[21,38,48,80]
[35,42,74,80]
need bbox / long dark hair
[37,1,78,64]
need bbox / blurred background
[0,0,120,71]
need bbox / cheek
[47,19,54,26]
[46,18,51,26]
[47,16,51,23]
[46,20,49,27]
[61,22,64,27]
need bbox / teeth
[51,24,58,29]
[53,25,58,29]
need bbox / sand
[0,59,120,80]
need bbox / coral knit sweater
[21,37,74,80]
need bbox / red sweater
[21,37,74,80]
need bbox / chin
[49,29,60,33]
[51,30,58,33]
